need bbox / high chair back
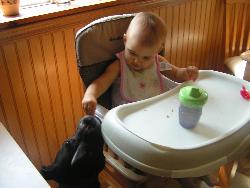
[75,14,135,110]
[75,14,150,183]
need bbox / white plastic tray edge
[112,70,250,150]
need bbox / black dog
[40,115,105,188]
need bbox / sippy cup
[178,86,208,129]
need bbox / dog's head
[71,115,104,166]
[40,115,105,185]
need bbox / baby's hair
[127,12,167,47]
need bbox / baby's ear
[159,42,165,51]
[123,33,127,43]
[158,43,165,55]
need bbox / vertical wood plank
[11,40,43,167]
[225,2,231,58]
[52,31,75,139]
[0,94,8,131]
[191,0,202,66]
[171,5,179,65]
[234,3,244,55]
[176,3,185,67]
[165,6,173,61]
[243,4,250,50]
[199,0,213,68]
[215,0,225,70]
[0,45,28,154]
[27,37,53,165]
[64,28,84,127]
[186,0,197,65]
[196,0,207,68]
[181,1,191,67]
[212,0,224,70]
[41,33,67,148]
[204,0,216,69]
[12,40,43,167]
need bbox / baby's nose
[133,58,141,64]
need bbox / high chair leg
[217,161,238,188]
[103,147,149,183]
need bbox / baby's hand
[82,95,97,115]
[181,66,199,81]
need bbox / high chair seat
[102,70,250,178]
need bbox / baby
[83,12,198,115]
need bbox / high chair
[75,14,250,187]
[76,14,150,183]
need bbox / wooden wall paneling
[209,0,220,70]
[204,0,216,69]
[225,0,250,59]
[136,0,225,69]
[63,28,84,126]
[215,0,225,71]
[231,3,238,56]
[159,3,167,58]
[181,1,191,68]
[176,3,185,67]
[27,37,54,166]
[207,0,220,70]
[240,4,250,52]
[196,0,207,68]
[213,0,225,71]
[234,3,244,55]
[186,1,197,67]
[171,5,179,66]
[16,40,43,167]
[200,0,212,69]
[0,95,8,129]
[191,0,202,67]
[225,2,232,58]
[245,3,250,52]
[52,31,76,140]
[165,6,173,62]
[228,2,236,57]
[41,33,67,150]
[0,45,28,155]
[11,40,43,168]
[38,34,61,161]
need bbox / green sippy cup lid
[179,86,208,107]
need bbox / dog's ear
[71,142,87,166]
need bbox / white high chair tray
[102,70,250,177]
[118,70,250,149]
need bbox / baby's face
[124,34,161,71]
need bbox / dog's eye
[65,141,70,144]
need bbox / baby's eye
[129,51,136,56]
[143,56,151,60]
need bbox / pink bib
[117,51,164,103]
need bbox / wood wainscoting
[225,0,250,59]
[0,0,246,187]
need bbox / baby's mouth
[128,64,142,71]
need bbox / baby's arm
[82,60,120,115]
[158,55,199,82]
